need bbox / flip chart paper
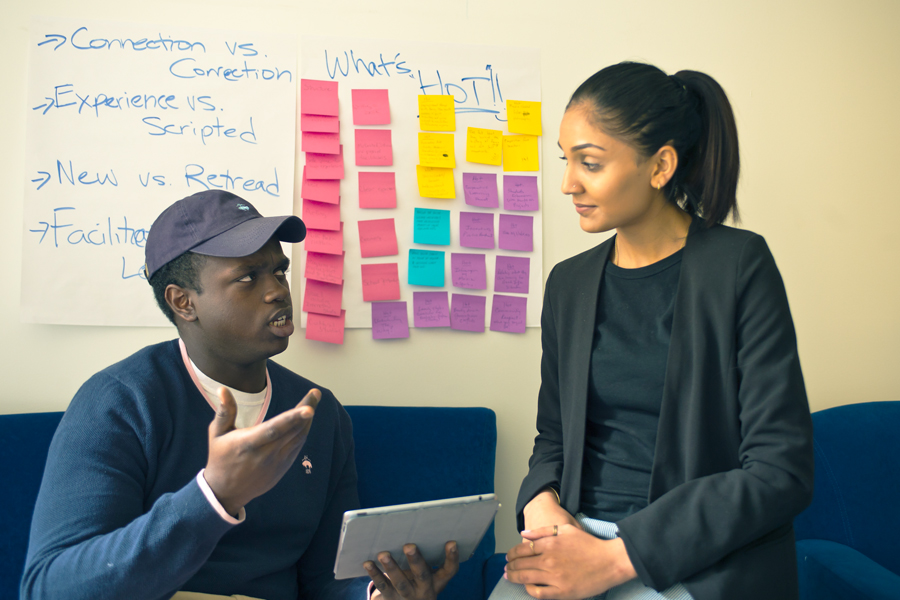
[506,100,542,136]
[305,223,344,255]
[462,173,499,208]
[413,292,450,328]
[302,199,341,231]
[301,79,339,116]
[301,113,340,133]
[361,263,401,301]
[358,218,398,257]
[498,214,534,251]
[302,131,340,155]
[355,129,393,166]
[352,89,391,125]
[414,208,451,246]
[358,171,396,209]
[459,212,495,249]
[306,146,345,180]
[306,310,345,344]
[301,167,340,204]
[465,127,502,165]
[371,301,409,340]
[494,255,530,294]
[451,294,486,332]
[408,249,445,287]
[303,279,343,316]
[451,253,487,290]
[503,175,540,211]
[418,95,455,131]
[502,135,539,171]
[305,251,344,284]
[416,165,455,199]
[418,132,456,168]
[490,294,527,333]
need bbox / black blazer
[516,221,814,599]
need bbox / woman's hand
[366,542,458,599]
[522,489,582,532]
[504,524,637,600]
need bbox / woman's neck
[613,205,692,269]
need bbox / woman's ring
[530,541,535,553]
[552,525,558,536]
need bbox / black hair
[148,251,207,325]
[568,62,740,226]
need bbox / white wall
[2,0,898,554]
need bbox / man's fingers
[209,387,238,438]
[298,388,321,411]
[403,544,433,586]
[433,541,459,591]
[376,552,414,596]
[364,561,395,599]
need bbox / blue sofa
[0,406,505,600]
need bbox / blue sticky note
[413,208,451,246]
[408,249,445,287]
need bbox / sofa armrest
[797,539,900,600]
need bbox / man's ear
[165,284,198,323]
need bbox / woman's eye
[583,161,601,172]
[558,155,568,162]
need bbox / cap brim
[190,215,306,258]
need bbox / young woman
[492,63,814,600]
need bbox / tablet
[333,493,500,579]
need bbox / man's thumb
[210,387,238,437]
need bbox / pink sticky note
[451,294,486,332]
[352,89,391,125]
[358,172,397,209]
[413,292,450,328]
[306,310,345,345]
[302,199,341,231]
[459,212,495,249]
[503,175,540,211]
[303,279,343,316]
[490,294,527,333]
[361,263,401,301]
[462,173,499,208]
[372,302,409,340]
[302,131,340,155]
[306,146,344,180]
[498,214,534,252]
[301,167,340,204]
[304,223,343,255]
[305,251,344,285]
[301,113,340,133]
[451,253,487,290]
[301,79,339,116]
[358,219,398,258]
[494,255,530,294]
[355,129,393,166]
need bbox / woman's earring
[655,182,661,190]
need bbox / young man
[21,190,456,600]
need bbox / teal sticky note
[413,208,451,246]
[408,249,445,287]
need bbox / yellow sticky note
[416,165,456,199]
[506,100,542,136]
[502,135,539,171]
[466,127,502,166]
[418,95,456,132]
[418,132,456,168]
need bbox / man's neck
[178,335,267,394]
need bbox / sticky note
[498,214,534,252]
[355,129,393,166]
[352,89,391,125]
[466,127,502,165]
[414,208,451,246]
[301,113,339,133]
[418,132,456,168]
[451,294,486,332]
[418,95,455,131]
[459,212,495,249]
[502,135,539,171]
[302,131,340,155]
[306,146,344,180]
[494,255,530,294]
[361,263,401,301]
[490,294,527,333]
[462,173,499,208]
[503,175,540,211]
[408,249,445,287]
[305,223,343,255]
[303,279,343,316]
[301,167,340,204]
[358,172,396,209]
[372,301,409,340]
[451,253,487,290]
[301,79,338,116]
[506,100,542,136]
[358,218,398,258]
[416,165,455,199]
[306,310,345,345]
[302,199,340,232]
[304,251,344,285]
[413,292,450,328]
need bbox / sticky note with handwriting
[494,255,530,294]
[451,293,486,332]
[408,249,445,287]
[416,165,455,199]
[306,146,344,180]
[451,253,487,290]
[358,218,398,258]
[352,89,390,125]
[301,167,340,204]
[303,279,343,316]
[414,208,451,246]
[462,172,499,208]
[490,294,527,333]
[361,263,401,301]
[413,291,450,328]
[301,113,339,133]
[498,213,533,251]
[418,132,456,168]
[465,127,502,165]
[355,129,393,166]
[503,175,540,211]
[372,301,409,340]
[306,310,345,345]
[418,95,455,131]
[358,171,396,209]
[502,135,539,171]
[304,251,344,285]
[304,223,343,255]
[506,100,542,136]
[302,131,340,155]
[301,79,338,116]
[459,212,495,249]
[302,199,340,231]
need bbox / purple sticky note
[451,253,487,290]
[503,175,540,211]
[413,292,450,328]
[372,301,409,340]
[490,294,527,333]
[494,255,530,294]
[459,212,495,249]
[498,214,534,252]
[451,294,486,332]
[462,173,499,208]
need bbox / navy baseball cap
[144,190,306,280]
